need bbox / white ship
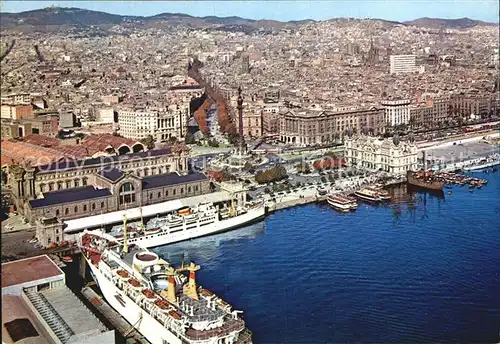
[105,201,266,249]
[77,229,252,344]
[354,188,381,202]
[326,194,358,212]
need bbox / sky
[1,0,499,23]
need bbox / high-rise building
[241,54,250,74]
[381,100,411,126]
[390,55,418,74]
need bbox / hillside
[1,7,496,33]
[404,17,497,29]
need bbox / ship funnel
[182,262,200,301]
[167,267,177,304]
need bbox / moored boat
[354,188,381,202]
[327,194,358,212]
[93,201,266,250]
[77,231,253,344]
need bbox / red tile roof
[1,134,146,167]
[1,255,64,288]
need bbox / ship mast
[139,206,145,231]
[122,212,128,254]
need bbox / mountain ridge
[0,7,496,33]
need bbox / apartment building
[277,106,385,147]
[117,106,188,141]
[1,104,34,120]
[390,55,419,74]
[381,100,411,126]
[1,92,31,105]
[450,94,496,120]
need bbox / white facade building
[390,55,418,74]
[381,99,411,126]
[117,106,189,141]
[97,107,115,123]
[1,92,31,105]
[344,135,418,174]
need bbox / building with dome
[344,135,418,174]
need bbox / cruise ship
[326,194,358,212]
[77,230,252,344]
[104,201,266,249]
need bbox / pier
[81,286,150,344]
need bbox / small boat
[447,191,452,195]
[354,188,380,202]
[62,256,73,263]
[367,187,391,201]
[327,194,358,212]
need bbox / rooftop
[36,147,172,173]
[142,172,207,190]
[2,295,48,344]
[1,255,64,289]
[99,167,124,182]
[39,287,108,339]
[29,186,112,209]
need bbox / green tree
[208,139,219,148]
[140,135,155,149]
[184,132,196,144]
[320,176,327,183]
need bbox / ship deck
[177,294,226,323]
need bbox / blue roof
[36,148,172,174]
[29,186,112,209]
[99,168,124,182]
[143,172,207,190]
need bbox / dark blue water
[154,171,500,343]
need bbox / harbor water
[154,170,500,343]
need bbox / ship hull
[124,206,266,249]
[407,171,444,191]
[327,198,354,212]
[85,258,184,344]
[353,192,380,203]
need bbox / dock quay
[81,286,150,344]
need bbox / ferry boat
[327,194,358,212]
[354,188,381,202]
[77,231,252,344]
[105,201,266,249]
[366,187,391,201]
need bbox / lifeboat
[145,226,161,234]
[62,256,73,263]
[178,207,191,216]
[116,270,129,279]
[141,289,156,299]
[154,299,170,310]
[128,278,141,288]
[184,214,198,223]
[199,288,214,297]
[168,310,182,321]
